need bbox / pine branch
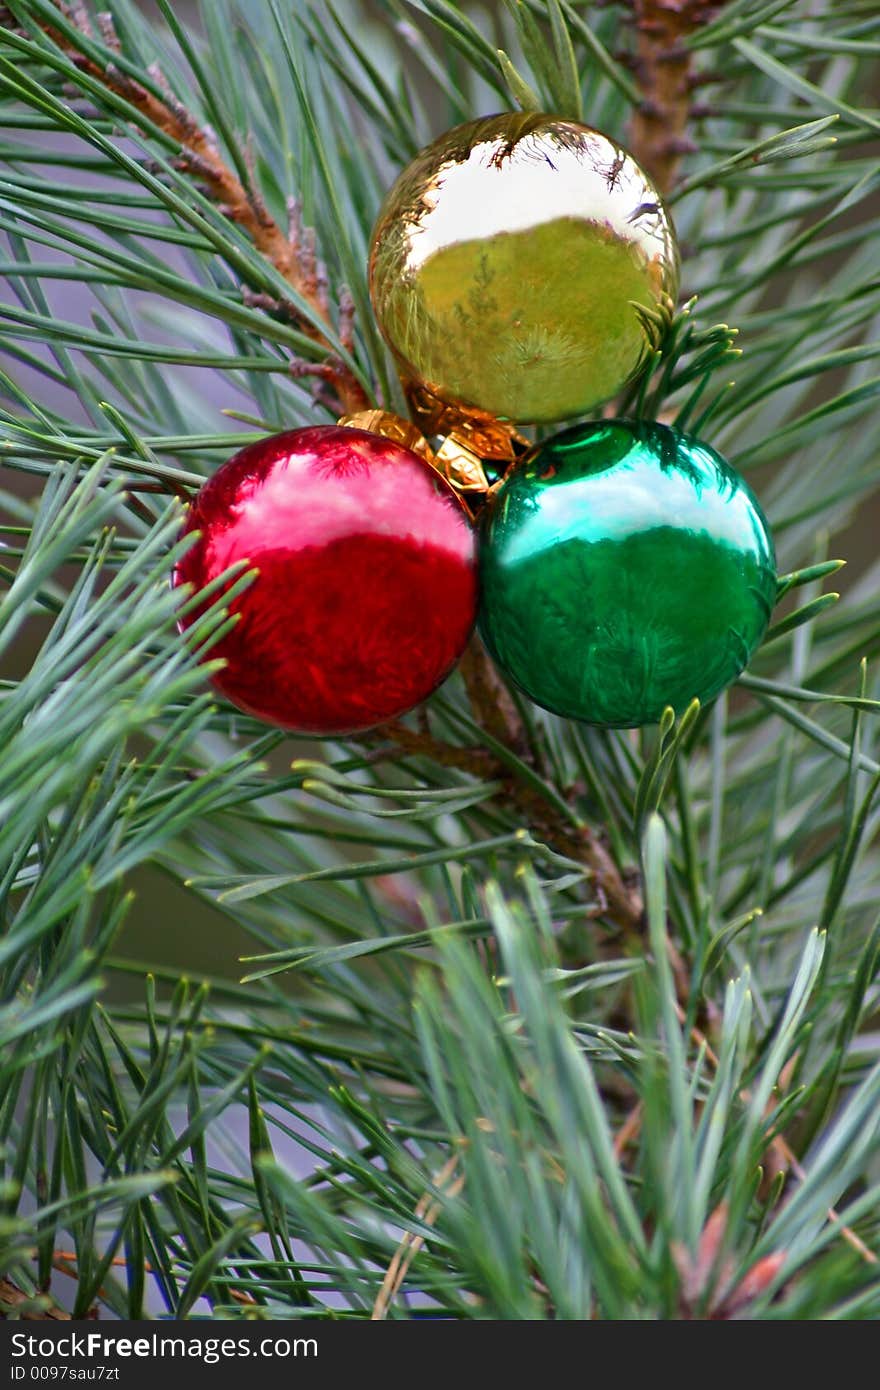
[457,640,644,931]
[3,0,880,1322]
[1,0,368,413]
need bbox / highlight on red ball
[173,426,478,734]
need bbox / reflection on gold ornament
[369,113,679,432]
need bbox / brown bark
[626,0,718,197]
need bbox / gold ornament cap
[336,408,433,462]
[369,112,679,432]
[337,409,492,516]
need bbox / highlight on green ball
[477,419,776,728]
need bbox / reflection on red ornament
[175,426,477,734]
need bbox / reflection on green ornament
[478,420,776,727]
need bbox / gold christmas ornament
[369,113,679,433]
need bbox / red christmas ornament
[175,425,477,734]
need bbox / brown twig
[626,1,718,196]
[771,1135,877,1267]
[379,720,497,778]
[458,637,530,758]
[0,1277,71,1321]
[18,2,368,415]
[372,1155,464,1319]
[459,637,645,932]
[373,707,643,934]
[613,1100,644,1158]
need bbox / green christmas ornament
[478,420,776,727]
